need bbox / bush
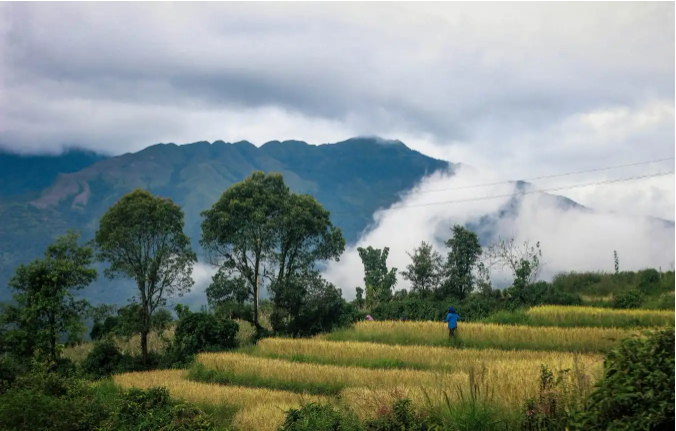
[612,289,644,309]
[102,386,214,431]
[637,269,661,294]
[365,398,431,431]
[0,361,110,431]
[81,339,128,379]
[278,403,363,431]
[575,328,675,430]
[171,307,238,361]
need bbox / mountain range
[0,137,672,305]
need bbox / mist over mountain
[0,137,672,306]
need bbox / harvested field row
[254,338,604,373]
[113,370,328,431]
[484,305,675,328]
[323,320,638,352]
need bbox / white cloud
[322,165,675,299]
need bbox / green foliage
[2,231,96,361]
[103,386,214,431]
[506,281,582,308]
[271,271,358,337]
[0,360,109,431]
[91,304,174,341]
[441,225,482,300]
[574,329,675,430]
[365,398,431,431]
[94,188,197,362]
[170,306,239,360]
[357,246,398,307]
[612,289,645,309]
[400,241,443,297]
[80,339,129,379]
[278,403,363,431]
[201,171,345,331]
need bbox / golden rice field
[323,320,638,352]
[106,305,668,430]
[114,370,328,431]
[196,351,470,390]
[525,305,675,327]
[255,338,604,373]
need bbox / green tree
[357,246,397,307]
[94,189,197,364]
[201,172,344,331]
[441,225,482,300]
[1,231,96,362]
[201,172,287,330]
[400,241,443,297]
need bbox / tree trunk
[141,329,149,365]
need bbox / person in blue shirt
[443,306,460,339]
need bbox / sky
[1,3,674,296]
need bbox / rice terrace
[67,304,673,430]
[1,2,675,431]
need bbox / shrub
[574,328,675,430]
[171,307,238,361]
[0,361,109,431]
[80,339,128,379]
[278,403,363,431]
[365,398,431,431]
[612,289,644,309]
[101,386,214,431]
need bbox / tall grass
[113,369,328,431]
[254,338,604,374]
[483,305,675,328]
[342,357,597,420]
[323,321,637,352]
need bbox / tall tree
[201,172,344,330]
[442,225,482,299]
[400,241,443,297]
[2,230,96,362]
[357,246,397,307]
[94,189,196,363]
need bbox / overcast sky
[1,2,674,225]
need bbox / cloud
[322,165,675,299]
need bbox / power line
[382,170,675,211]
[414,156,675,195]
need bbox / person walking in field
[443,306,459,339]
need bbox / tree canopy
[201,171,345,330]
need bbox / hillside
[0,137,451,303]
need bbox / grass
[253,338,604,374]
[113,369,329,431]
[323,320,638,353]
[483,305,675,328]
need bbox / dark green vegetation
[0,138,449,303]
[0,148,107,199]
[0,359,216,431]
[575,328,675,430]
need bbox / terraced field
[112,305,673,430]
